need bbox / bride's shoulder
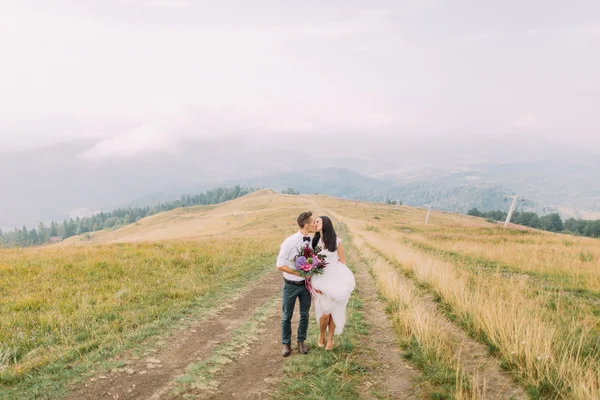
[336,237,342,244]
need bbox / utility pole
[425,205,432,224]
[504,195,519,228]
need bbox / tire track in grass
[356,234,528,399]
[66,272,282,400]
[169,295,281,399]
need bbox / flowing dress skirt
[311,261,356,335]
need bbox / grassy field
[2,190,600,399]
[342,213,600,399]
[391,225,600,292]
[0,237,280,398]
[304,194,600,398]
[0,190,330,398]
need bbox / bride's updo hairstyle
[313,216,337,252]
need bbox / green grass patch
[0,237,280,399]
[401,337,457,399]
[271,295,369,400]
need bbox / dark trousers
[281,280,311,344]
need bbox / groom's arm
[276,238,302,277]
[277,265,302,277]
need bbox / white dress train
[311,238,356,335]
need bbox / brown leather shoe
[297,341,309,354]
[282,344,292,357]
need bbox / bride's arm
[338,242,347,264]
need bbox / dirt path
[202,311,284,400]
[353,256,422,399]
[66,271,282,400]
[314,210,423,398]
[175,243,426,400]
[171,301,306,399]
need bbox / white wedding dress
[311,238,356,335]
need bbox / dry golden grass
[393,225,600,292]
[356,227,600,399]
[317,195,491,230]
[355,236,524,399]
[356,239,461,378]
[58,190,488,248]
[60,190,324,245]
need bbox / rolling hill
[2,191,600,399]
[59,189,490,245]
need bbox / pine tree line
[467,208,600,238]
[0,186,255,247]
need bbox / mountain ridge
[1,134,598,229]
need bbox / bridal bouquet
[291,242,327,278]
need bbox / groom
[276,211,316,357]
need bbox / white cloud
[447,32,498,46]
[80,126,181,161]
[526,28,538,36]
[78,104,196,160]
[514,114,537,127]
[564,24,600,37]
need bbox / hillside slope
[4,190,599,399]
[61,189,491,245]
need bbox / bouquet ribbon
[305,278,320,302]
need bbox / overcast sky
[1,0,599,158]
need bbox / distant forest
[467,208,600,238]
[0,186,255,248]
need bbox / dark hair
[297,211,313,228]
[312,216,337,252]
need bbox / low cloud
[564,24,600,37]
[78,108,398,160]
[79,105,196,160]
[79,125,182,161]
[514,114,537,127]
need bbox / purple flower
[295,256,307,269]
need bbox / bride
[310,216,356,350]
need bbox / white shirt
[276,231,312,282]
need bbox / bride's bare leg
[326,317,336,350]
[318,315,329,347]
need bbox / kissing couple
[276,211,356,357]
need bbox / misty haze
[2,2,600,399]
[2,1,600,231]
